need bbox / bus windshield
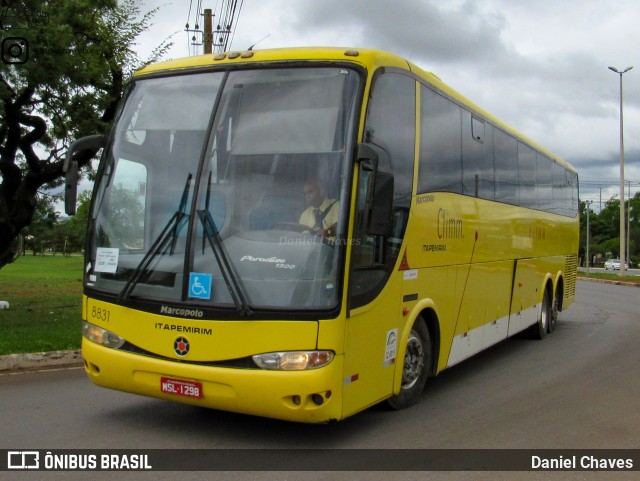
[87,67,360,312]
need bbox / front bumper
[82,338,344,423]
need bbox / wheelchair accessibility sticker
[188,272,212,300]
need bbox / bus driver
[299,178,339,237]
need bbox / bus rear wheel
[549,294,559,333]
[387,319,431,410]
[528,288,551,340]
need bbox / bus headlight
[82,321,125,349]
[252,351,334,370]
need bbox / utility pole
[203,8,213,54]
[599,187,602,213]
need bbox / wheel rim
[540,295,549,330]
[401,330,425,390]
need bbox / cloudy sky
[138,0,640,211]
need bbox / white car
[604,259,629,270]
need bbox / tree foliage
[20,192,57,255]
[0,0,172,268]
[62,190,91,251]
[581,192,640,266]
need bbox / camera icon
[2,36,29,64]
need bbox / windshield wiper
[118,174,192,301]
[197,175,252,316]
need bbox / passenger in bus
[299,178,339,237]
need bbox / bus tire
[528,288,550,340]
[549,293,559,333]
[387,319,431,410]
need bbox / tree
[580,193,640,266]
[0,0,172,268]
[21,192,57,255]
[61,190,92,253]
[627,192,640,266]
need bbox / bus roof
[135,47,575,174]
[134,47,408,76]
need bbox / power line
[213,0,233,52]
[227,0,244,51]
[185,0,204,56]
[185,1,244,54]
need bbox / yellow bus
[65,47,579,423]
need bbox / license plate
[160,377,203,399]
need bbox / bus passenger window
[419,86,462,194]
[462,112,495,200]
[494,128,518,205]
[518,143,537,209]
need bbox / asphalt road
[1,280,639,480]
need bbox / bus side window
[418,86,462,194]
[463,113,495,199]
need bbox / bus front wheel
[387,319,431,410]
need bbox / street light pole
[585,200,592,274]
[627,180,631,268]
[608,65,633,276]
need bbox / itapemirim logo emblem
[173,336,190,357]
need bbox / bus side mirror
[64,135,106,216]
[357,143,394,236]
[64,161,79,215]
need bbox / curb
[577,276,640,288]
[0,349,83,374]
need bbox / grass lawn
[0,255,84,355]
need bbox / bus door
[342,71,417,416]
[343,161,402,416]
